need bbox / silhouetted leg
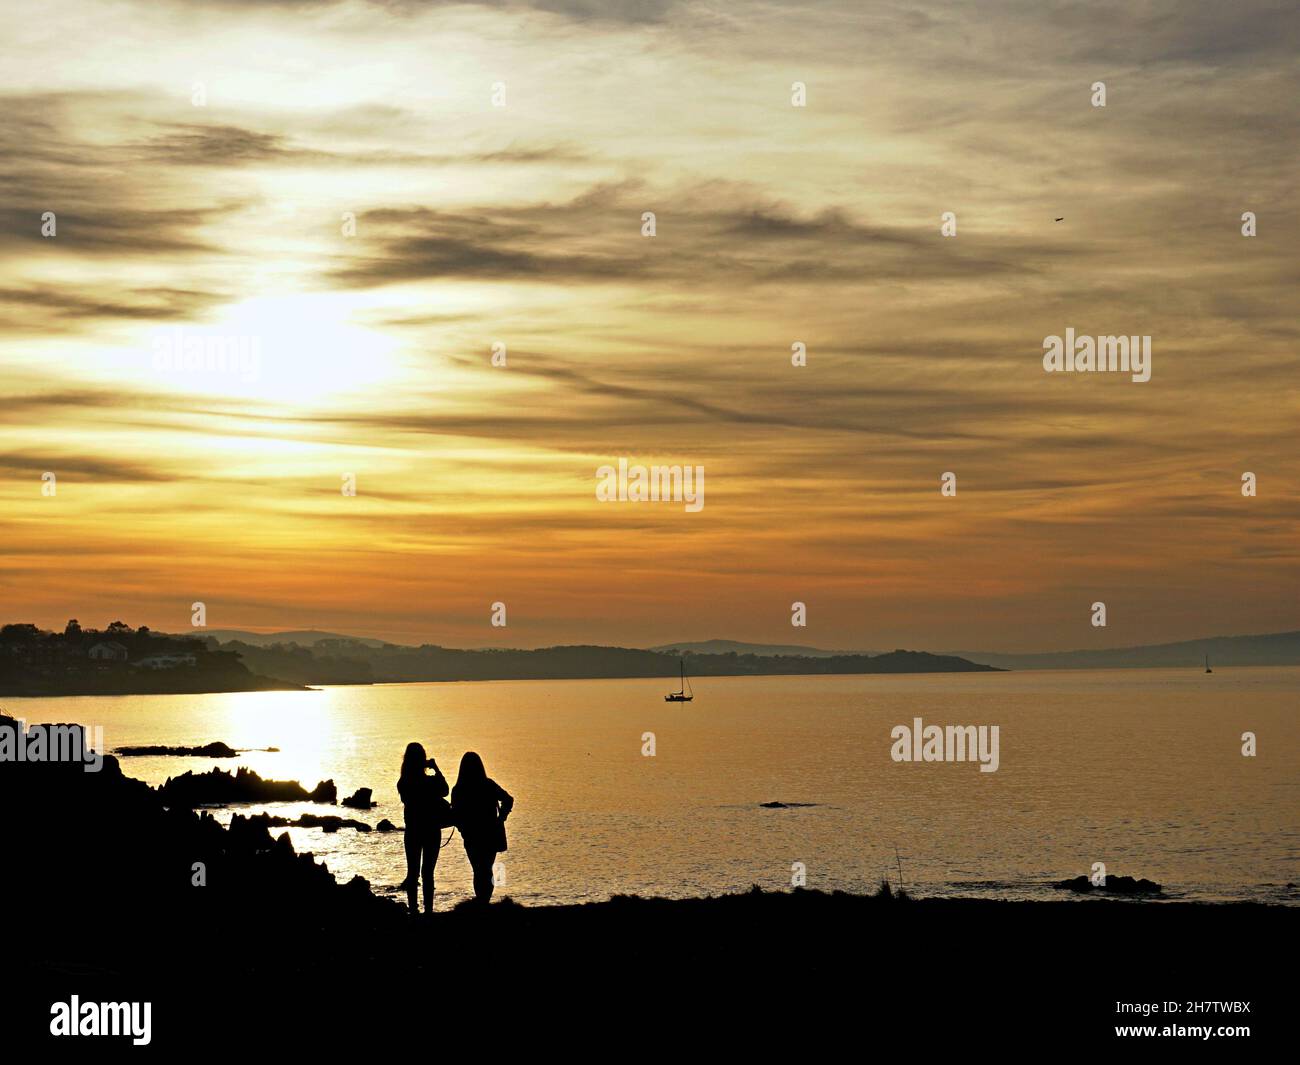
[468,844,496,903]
[403,830,421,915]
[422,835,438,913]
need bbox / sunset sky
[1,0,1296,651]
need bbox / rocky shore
[1,712,1290,1052]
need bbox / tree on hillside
[0,624,42,642]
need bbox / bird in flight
[1054,217,1064,222]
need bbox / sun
[144,291,402,406]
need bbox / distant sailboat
[1205,655,1213,674]
[665,659,694,702]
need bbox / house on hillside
[88,642,128,662]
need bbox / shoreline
[9,662,1299,700]
[0,665,1001,698]
[2,713,1291,1050]
[0,677,311,698]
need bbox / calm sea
[8,668,1297,907]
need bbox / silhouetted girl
[397,742,450,915]
[451,752,513,904]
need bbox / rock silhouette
[257,812,371,833]
[1053,874,1163,895]
[115,742,279,758]
[157,765,336,806]
[0,713,398,976]
[340,787,376,809]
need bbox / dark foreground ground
[8,889,1292,1055]
[2,717,1290,1053]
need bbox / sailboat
[664,659,694,702]
[1205,655,1213,674]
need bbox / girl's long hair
[400,741,427,784]
[453,750,487,801]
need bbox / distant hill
[948,630,1300,670]
[654,630,1300,671]
[199,640,998,684]
[651,639,878,658]
[178,629,390,649]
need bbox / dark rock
[376,819,397,832]
[341,787,375,809]
[116,741,241,758]
[254,812,371,833]
[157,766,338,807]
[309,779,337,804]
[1052,874,1163,895]
[0,712,404,999]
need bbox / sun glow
[145,293,402,406]
[212,688,341,788]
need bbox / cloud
[326,185,1072,289]
[0,0,1296,649]
[0,451,175,483]
[0,286,227,327]
[180,0,677,23]
[127,122,591,169]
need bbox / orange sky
[1,0,1296,651]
